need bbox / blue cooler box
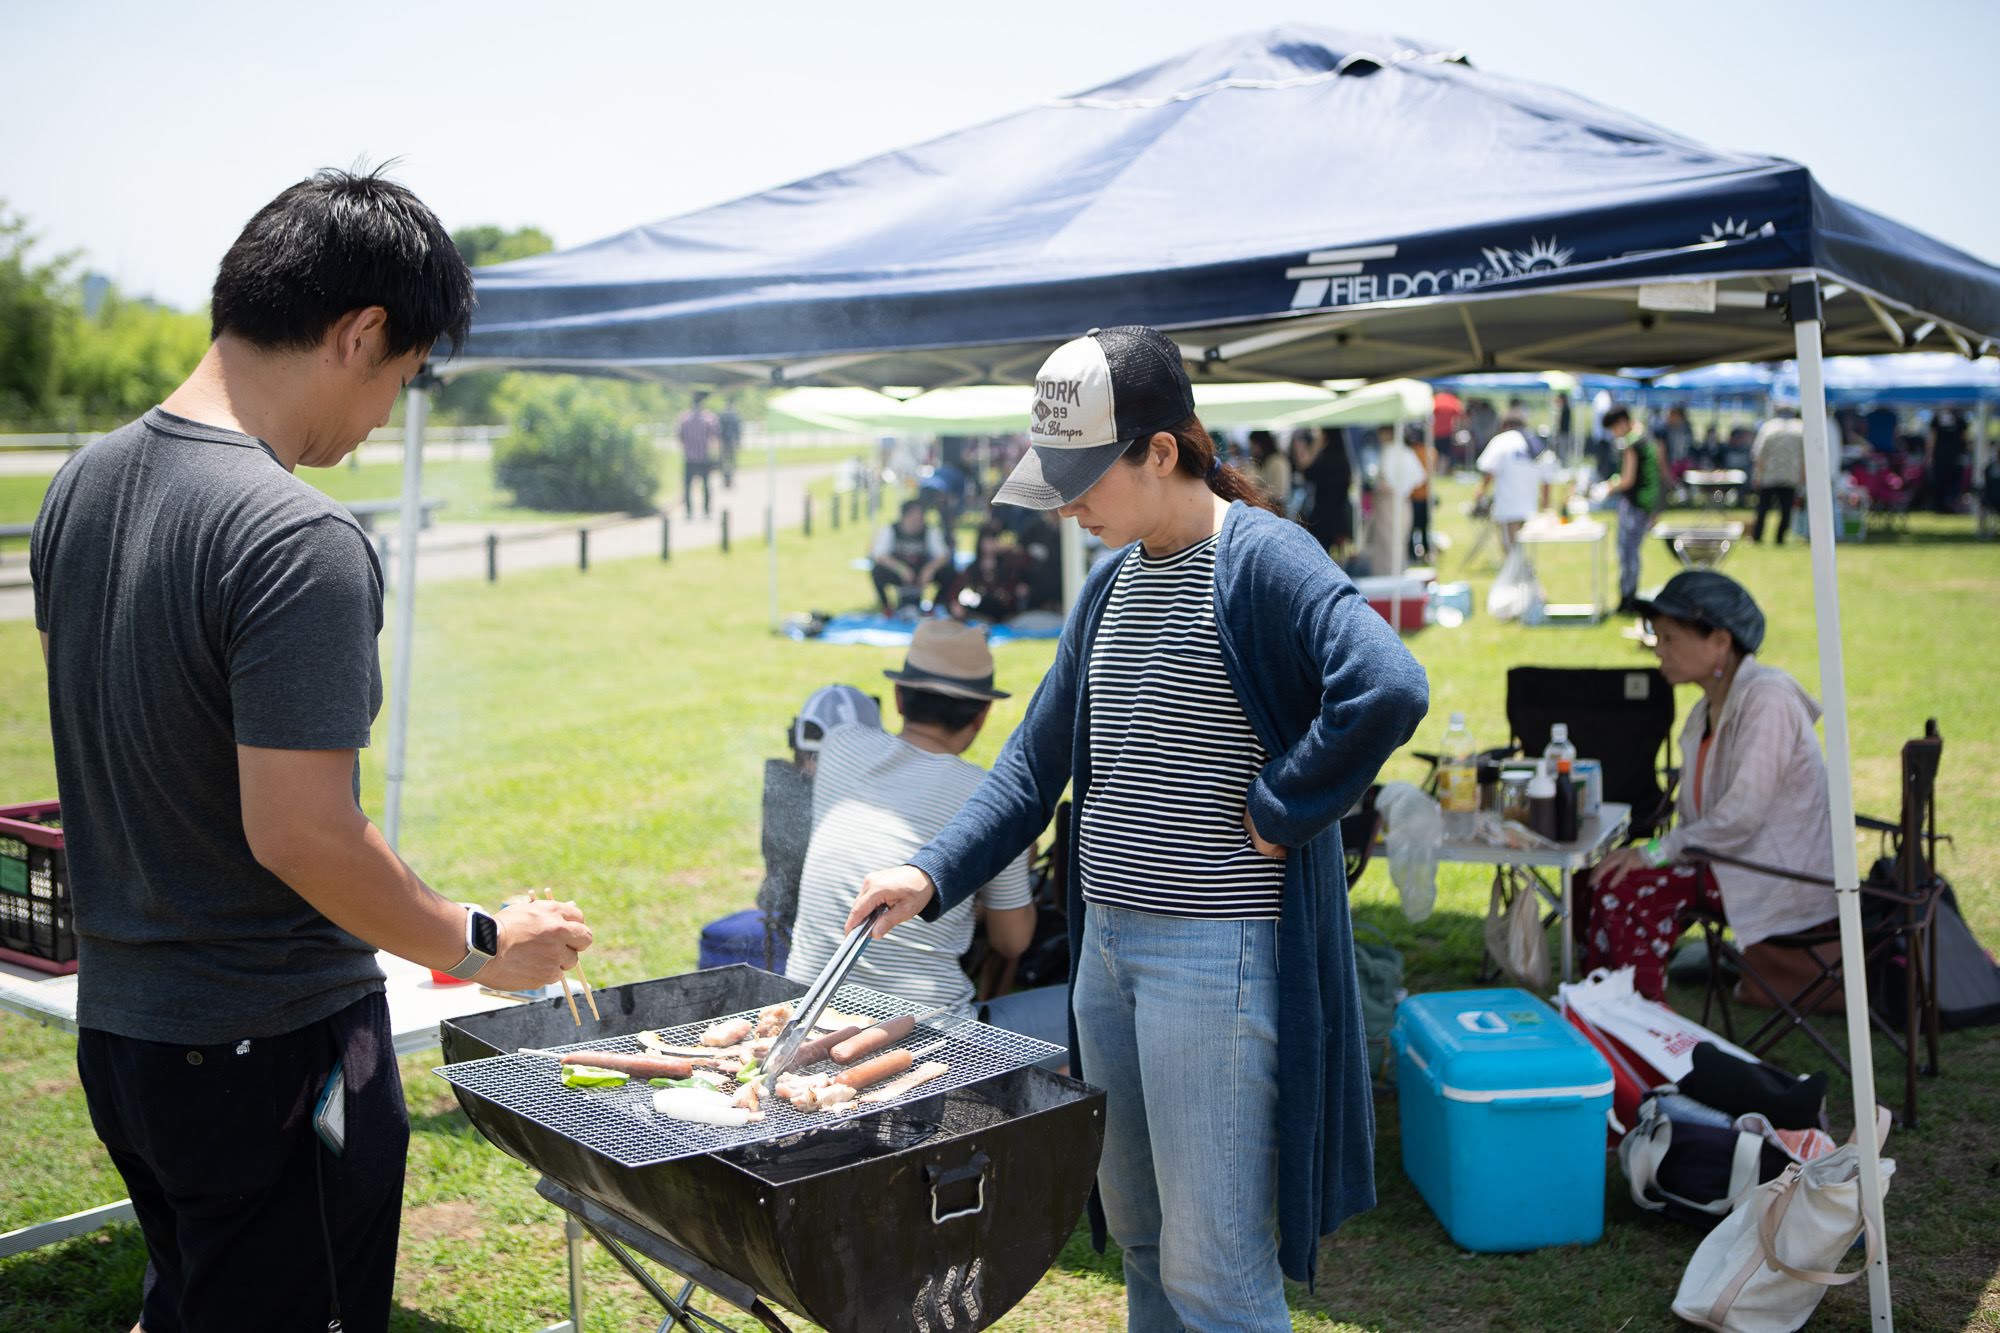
[1391,989,1613,1252]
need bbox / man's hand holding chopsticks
[480,896,594,991]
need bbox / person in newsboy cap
[1586,570,1838,1000]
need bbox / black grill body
[440,965,1104,1333]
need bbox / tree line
[0,207,759,511]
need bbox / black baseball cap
[1634,570,1766,653]
[993,325,1197,510]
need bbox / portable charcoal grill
[439,965,1104,1333]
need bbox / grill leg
[578,1221,742,1333]
[565,1214,586,1331]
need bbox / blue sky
[7,0,1996,310]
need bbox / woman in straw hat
[848,326,1429,1328]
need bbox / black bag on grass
[1679,1042,1826,1131]
[1618,1088,1791,1225]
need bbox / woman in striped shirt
[849,326,1429,1329]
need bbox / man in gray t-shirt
[35,407,395,1040]
[30,168,593,1333]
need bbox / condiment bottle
[1527,771,1558,841]
[1553,757,1579,843]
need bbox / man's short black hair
[897,686,988,733]
[210,166,475,360]
[1602,406,1632,430]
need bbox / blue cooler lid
[1396,989,1611,1101]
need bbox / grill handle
[925,1149,990,1225]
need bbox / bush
[493,377,661,513]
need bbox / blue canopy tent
[1644,357,1998,525]
[1649,353,2000,406]
[448,27,1999,388]
[385,33,2000,1317]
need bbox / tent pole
[767,414,780,632]
[1791,278,1893,1331]
[1060,518,1084,612]
[1973,401,1991,538]
[383,374,431,851]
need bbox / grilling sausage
[833,1047,915,1090]
[831,1015,915,1065]
[559,1050,694,1080]
[788,1024,864,1068]
[860,1061,950,1103]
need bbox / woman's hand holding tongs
[848,864,937,938]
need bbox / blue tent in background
[454,25,2000,388]
[1648,352,2000,405]
[1817,353,2000,406]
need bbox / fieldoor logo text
[1287,237,1576,309]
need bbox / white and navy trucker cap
[792,684,883,752]
[992,325,1196,510]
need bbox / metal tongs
[761,904,885,1082]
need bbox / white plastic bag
[1374,781,1440,923]
[1484,876,1549,991]
[1486,545,1545,622]
[1557,967,1756,1083]
[1672,1141,1894,1331]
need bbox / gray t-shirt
[31,408,387,1043]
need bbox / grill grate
[435,982,1065,1168]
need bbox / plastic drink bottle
[1543,722,1577,780]
[1438,712,1478,838]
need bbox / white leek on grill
[652,1087,756,1127]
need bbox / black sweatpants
[77,991,408,1333]
[684,461,713,518]
[1752,485,1797,543]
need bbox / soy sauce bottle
[1553,757,1579,843]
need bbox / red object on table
[430,968,474,986]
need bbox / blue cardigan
[908,501,1430,1285]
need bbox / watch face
[471,911,499,957]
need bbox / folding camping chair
[1455,667,1683,982]
[1506,665,1679,839]
[1683,720,1947,1126]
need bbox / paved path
[0,459,873,621]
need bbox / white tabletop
[1417,802,1632,872]
[0,950,532,1056]
[1515,517,1608,544]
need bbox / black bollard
[486,532,499,583]
[831,493,842,531]
[804,493,813,538]
[661,513,671,561]
[721,511,730,553]
[579,528,590,572]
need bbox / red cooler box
[1353,574,1430,632]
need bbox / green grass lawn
[1,479,1995,1331]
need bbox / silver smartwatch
[445,906,500,980]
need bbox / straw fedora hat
[881,620,1011,701]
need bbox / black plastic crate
[0,800,74,973]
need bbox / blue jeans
[1073,904,1288,1331]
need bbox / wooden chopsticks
[537,887,600,1023]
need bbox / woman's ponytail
[1177,418,1281,514]
[1118,415,1283,514]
